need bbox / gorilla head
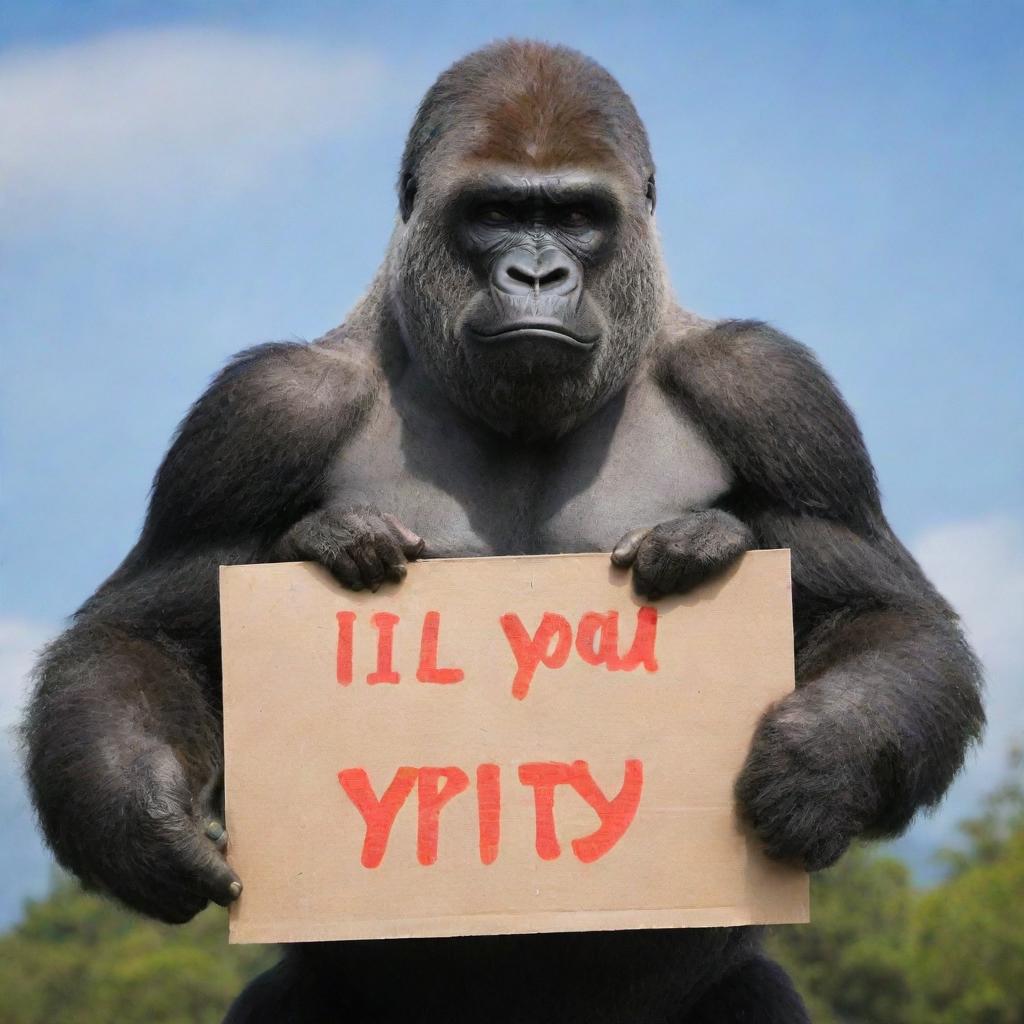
[386,40,667,439]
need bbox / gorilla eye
[559,207,592,229]
[475,205,514,226]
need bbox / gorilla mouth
[470,320,598,350]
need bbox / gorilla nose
[493,250,580,297]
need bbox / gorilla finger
[372,530,408,583]
[350,540,386,591]
[383,513,426,559]
[326,547,365,590]
[611,527,650,567]
[633,539,684,597]
[673,565,712,594]
[632,568,680,599]
[170,830,243,907]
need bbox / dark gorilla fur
[24,39,983,1023]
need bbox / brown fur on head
[468,41,631,173]
[387,40,666,440]
[399,39,655,203]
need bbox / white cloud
[0,27,387,227]
[900,514,1024,857]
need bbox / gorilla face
[387,44,666,440]
[390,163,664,440]
[453,171,614,369]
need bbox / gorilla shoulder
[657,317,880,523]
[142,336,381,550]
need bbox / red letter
[336,611,356,684]
[614,606,659,672]
[569,760,644,863]
[417,766,469,865]
[518,761,575,860]
[367,611,400,684]
[575,611,619,667]
[416,611,464,685]
[500,612,572,700]
[338,766,417,868]
[477,763,501,865]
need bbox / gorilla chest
[328,379,733,557]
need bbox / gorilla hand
[88,743,241,924]
[735,691,872,871]
[611,510,753,598]
[277,505,425,591]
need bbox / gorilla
[25,39,982,1023]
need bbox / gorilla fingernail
[205,820,225,841]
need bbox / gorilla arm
[662,319,984,870]
[27,552,246,924]
[23,339,383,923]
[734,512,982,869]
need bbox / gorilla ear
[645,174,657,215]
[399,172,418,222]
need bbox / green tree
[908,748,1024,1024]
[768,844,914,1024]
[935,746,1024,879]
[908,830,1024,1024]
[0,879,274,1024]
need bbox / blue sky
[1,1,1021,925]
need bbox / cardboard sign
[220,550,808,944]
